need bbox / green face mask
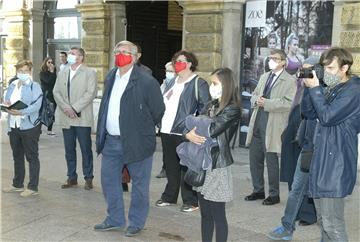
[323,71,342,89]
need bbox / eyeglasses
[268,56,284,62]
[114,50,133,55]
[47,61,53,64]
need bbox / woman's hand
[6,109,22,116]
[185,127,206,145]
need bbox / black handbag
[35,93,55,127]
[184,169,206,187]
[300,149,314,173]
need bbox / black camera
[297,63,324,82]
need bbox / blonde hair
[15,60,33,71]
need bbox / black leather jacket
[208,102,241,168]
[163,75,211,134]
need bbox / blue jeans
[101,134,153,228]
[62,126,93,180]
[314,198,348,242]
[281,154,315,232]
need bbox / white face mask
[67,54,77,65]
[268,59,279,70]
[17,73,31,84]
[165,71,175,83]
[209,83,222,100]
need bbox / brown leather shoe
[84,178,93,190]
[61,179,78,189]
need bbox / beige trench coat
[245,70,296,153]
[53,64,97,129]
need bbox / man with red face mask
[155,50,211,212]
[94,41,165,237]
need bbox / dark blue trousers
[101,134,153,229]
[62,126,93,180]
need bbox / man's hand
[64,107,77,119]
[303,70,320,88]
[6,109,22,116]
[185,127,206,145]
[256,97,266,107]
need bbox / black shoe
[125,226,142,237]
[262,196,280,205]
[61,179,78,189]
[244,192,265,201]
[298,220,315,226]
[84,178,93,190]
[156,168,166,178]
[94,221,124,231]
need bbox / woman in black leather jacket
[189,68,241,242]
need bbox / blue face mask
[165,71,175,84]
[17,73,31,84]
[67,54,77,65]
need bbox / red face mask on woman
[115,53,132,67]
[174,61,187,73]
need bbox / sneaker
[47,131,56,136]
[180,204,199,212]
[268,225,293,241]
[20,189,39,197]
[3,186,24,193]
[94,221,124,231]
[155,199,173,207]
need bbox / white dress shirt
[69,64,82,82]
[161,74,196,135]
[9,80,23,128]
[106,66,133,135]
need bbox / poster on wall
[242,0,334,87]
[239,0,334,146]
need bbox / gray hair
[114,40,138,55]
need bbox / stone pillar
[76,1,114,94]
[29,8,45,82]
[1,0,30,86]
[338,1,360,76]
[221,1,245,84]
[180,1,245,82]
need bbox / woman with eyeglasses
[40,57,57,135]
[155,50,211,212]
[2,60,43,197]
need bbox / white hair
[114,40,138,55]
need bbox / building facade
[0,0,360,95]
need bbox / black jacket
[40,70,57,103]
[95,65,165,163]
[163,75,211,134]
[209,103,241,168]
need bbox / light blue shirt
[5,80,43,131]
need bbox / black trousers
[198,193,228,242]
[160,133,198,206]
[47,102,57,132]
[9,125,41,191]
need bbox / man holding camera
[302,47,360,241]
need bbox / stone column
[221,1,245,84]
[1,0,30,86]
[338,1,360,76]
[29,8,45,82]
[76,1,111,94]
[180,1,245,82]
